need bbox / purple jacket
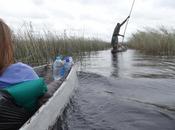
[0,62,39,88]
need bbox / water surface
[56,49,175,130]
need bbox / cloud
[32,0,46,6]
[70,0,118,6]
[0,0,175,41]
[154,0,175,9]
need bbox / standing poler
[111,16,130,53]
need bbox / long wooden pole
[122,0,136,43]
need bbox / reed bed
[127,27,175,55]
[13,27,110,66]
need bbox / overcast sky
[1,0,175,41]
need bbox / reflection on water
[111,54,119,77]
[79,49,175,79]
[55,49,175,130]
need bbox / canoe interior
[19,64,78,130]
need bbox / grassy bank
[13,28,110,66]
[127,27,175,55]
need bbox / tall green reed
[13,25,110,66]
[127,27,175,55]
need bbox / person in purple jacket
[0,19,39,88]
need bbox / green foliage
[127,27,175,55]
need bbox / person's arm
[120,16,130,27]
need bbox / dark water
[56,49,175,130]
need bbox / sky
[1,0,175,42]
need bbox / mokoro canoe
[111,46,127,54]
[19,64,78,130]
